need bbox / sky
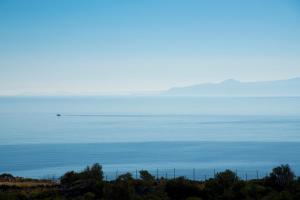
[0,0,300,95]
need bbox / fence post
[256,170,259,179]
[193,168,195,181]
[173,168,176,179]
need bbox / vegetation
[1,164,300,200]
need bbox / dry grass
[0,180,55,187]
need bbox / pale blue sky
[0,0,300,95]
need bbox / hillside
[164,77,300,96]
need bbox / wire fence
[101,168,270,181]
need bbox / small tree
[268,164,295,191]
[86,163,104,181]
[106,172,135,200]
[60,163,104,197]
[0,173,14,180]
[140,170,155,182]
[165,177,202,200]
[215,169,239,188]
[116,172,134,183]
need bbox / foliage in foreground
[1,164,300,200]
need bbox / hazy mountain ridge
[164,77,300,96]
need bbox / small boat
[56,114,61,117]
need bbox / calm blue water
[0,96,300,179]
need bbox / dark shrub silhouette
[135,170,156,196]
[215,169,239,188]
[267,164,295,191]
[104,172,136,200]
[3,164,300,200]
[139,170,155,182]
[204,169,240,199]
[60,163,104,197]
[165,177,202,200]
[0,173,14,180]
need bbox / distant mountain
[163,77,300,96]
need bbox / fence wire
[102,168,269,181]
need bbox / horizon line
[1,76,300,97]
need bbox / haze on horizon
[0,0,300,95]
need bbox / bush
[104,173,135,200]
[3,164,300,200]
[165,177,202,200]
[0,173,14,180]
[215,169,239,188]
[139,170,155,183]
[267,164,295,191]
[60,163,104,197]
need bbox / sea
[0,96,300,180]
